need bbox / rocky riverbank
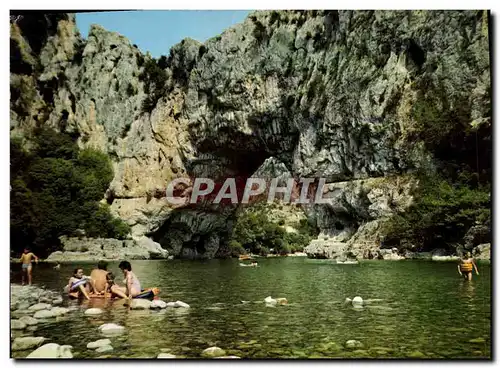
[10,284,200,359]
[304,241,491,261]
[45,235,169,262]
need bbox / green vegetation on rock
[10,128,130,257]
[229,202,317,256]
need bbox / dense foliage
[10,129,130,257]
[229,203,318,256]
[382,172,490,250]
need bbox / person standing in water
[19,248,38,285]
[458,252,479,281]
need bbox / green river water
[11,257,491,359]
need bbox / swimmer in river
[19,248,38,285]
[458,252,479,281]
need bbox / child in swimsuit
[19,248,38,285]
[458,252,479,281]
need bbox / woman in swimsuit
[118,261,142,299]
[66,268,94,300]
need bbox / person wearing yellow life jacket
[458,252,479,281]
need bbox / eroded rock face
[11,11,490,258]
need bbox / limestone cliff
[10,11,491,259]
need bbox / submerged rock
[28,303,51,312]
[96,345,114,353]
[174,301,190,308]
[98,323,125,335]
[33,309,56,319]
[345,340,364,349]
[51,307,70,316]
[264,296,277,305]
[201,346,226,358]
[26,343,73,358]
[157,353,177,358]
[150,300,167,309]
[87,339,112,349]
[352,296,363,307]
[408,350,426,358]
[85,308,104,315]
[130,299,152,310]
[12,336,47,351]
[19,316,38,326]
[11,319,27,330]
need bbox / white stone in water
[345,340,364,349]
[345,298,352,303]
[96,345,114,353]
[51,307,70,316]
[201,346,227,357]
[26,343,73,358]
[33,309,56,319]
[11,319,27,330]
[85,308,104,315]
[12,336,46,351]
[352,296,363,307]
[87,339,112,349]
[174,301,190,308]
[28,303,51,311]
[130,299,152,310]
[157,353,177,358]
[264,296,277,305]
[19,316,38,326]
[98,323,125,335]
[150,300,167,309]
[166,302,177,308]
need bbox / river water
[11,258,491,359]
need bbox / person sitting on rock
[458,252,479,281]
[117,261,142,299]
[90,260,110,295]
[66,268,93,300]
